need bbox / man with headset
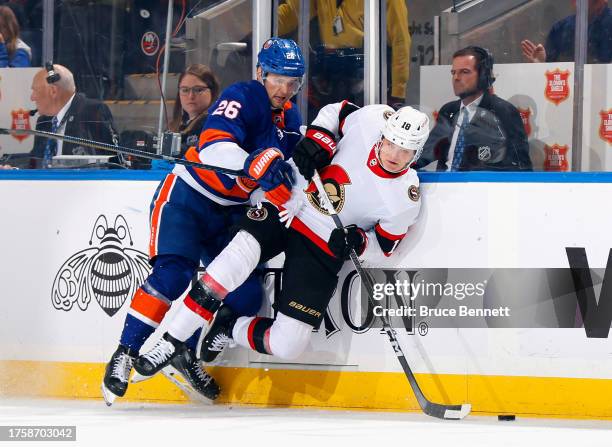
[28,63,118,168]
[416,46,532,171]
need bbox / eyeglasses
[179,86,210,96]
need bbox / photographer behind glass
[416,47,532,172]
[29,63,118,168]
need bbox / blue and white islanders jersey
[174,80,302,206]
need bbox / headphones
[467,46,495,90]
[45,61,61,84]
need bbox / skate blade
[131,371,156,384]
[161,366,215,405]
[101,383,117,406]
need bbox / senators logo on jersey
[304,164,351,215]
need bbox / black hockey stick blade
[311,172,471,420]
[393,331,470,420]
[0,127,245,176]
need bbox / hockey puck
[498,415,516,421]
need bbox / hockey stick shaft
[311,172,470,420]
[0,127,245,176]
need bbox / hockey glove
[293,126,336,181]
[328,225,367,260]
[244,147,295,206]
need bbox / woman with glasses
[152,64,220,169]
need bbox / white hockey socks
[206,230,262,294]
[167,230,261,342]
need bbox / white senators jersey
[288,102,421,264]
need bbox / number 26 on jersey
[212,100,242,119]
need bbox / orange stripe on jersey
[375,223,405,241]
[149,174,177,258]
[196,166,251,199]
[198,129,235,149]
[185,144,251,200]
[130,288,171,324]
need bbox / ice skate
[133,332,182,377]
[101,345,137,406]
[200,306,237,363]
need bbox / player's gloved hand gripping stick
[244,147,294,206]
[312,171,471,421]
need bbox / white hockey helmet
[382,106,430,164]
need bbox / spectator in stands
[0,5,30,67]
[416,46,532,171]
[29,64,118,168]
[521,0,611,64]
[152,64,220,170]
[278,0,410,112]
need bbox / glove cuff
[355,228,367,256]
[306,126,336,157]
[245,147,284,180]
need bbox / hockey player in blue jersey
[102,37,305,405]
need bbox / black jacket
[417,92,532,171]
[31,93,118,158]
[177,113,206,158]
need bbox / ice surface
[0,398,610,447]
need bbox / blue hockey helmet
[257,38,305,78]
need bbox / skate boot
[134,332,182,377]
[200,306,237,363]
[101,345,137,406]
[168,346,220,401]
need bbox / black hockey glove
[293,126,336,181]
[328,225,366,260]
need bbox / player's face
[30,71,55,116]
[379,138,416,172]
[451,55,480,99]
[260,70,302,108]
[179,74,212,120]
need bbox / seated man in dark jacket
[29,64,118,167]
[416,47,532,172]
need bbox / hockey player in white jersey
[134,101,429,372]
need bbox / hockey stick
[311,171,471,420]
[0,127,245,176]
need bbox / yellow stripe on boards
[1,360,611,419]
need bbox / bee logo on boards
[51,215,151,317]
